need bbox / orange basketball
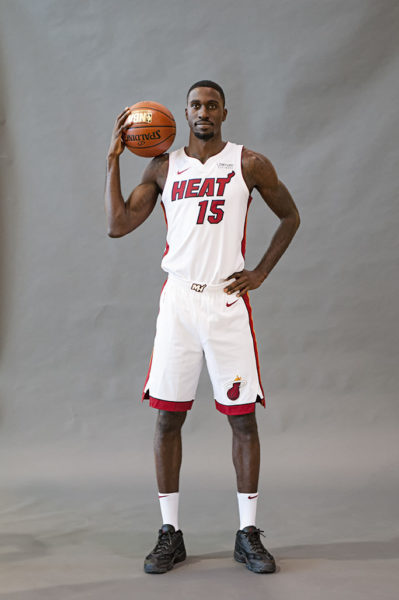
[122,101,176,157]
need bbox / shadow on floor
[185,536,399,563]
[0,533,48,562]
[275,537,399,560]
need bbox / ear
[222,108,228,122]
[185,107,188,121]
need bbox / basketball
[122,101,176,157]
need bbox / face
[185,87,227,140]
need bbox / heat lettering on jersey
[171,171,235,202]
[215,171,235,195]
[199,178,215,197]
[186,179,202,197]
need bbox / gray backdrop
[0,0,398,598]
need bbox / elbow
[290,207,300,230]
[107,230,123,238]
[285,211,300,231]
[107,225,126,238]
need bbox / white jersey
[160,141,251,285]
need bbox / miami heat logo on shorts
[226,376,247,401]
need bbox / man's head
[186,80,225,107]
[185,80,227,141]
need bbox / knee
[156,410,187,436]
[228,413,258,439]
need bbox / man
[105,80,300,574]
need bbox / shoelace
[245,528,269,553]
[153,531,173,554]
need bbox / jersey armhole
[161,150,178,200]
[163,152,173,189]
[239,145,252,196]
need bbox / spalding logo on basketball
[122,101,176,158]
[226,376,247,401]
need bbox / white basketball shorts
[142,275,265,415]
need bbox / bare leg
[228,412,260,492]
[154,410,187,492]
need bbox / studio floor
[1,428,398,599]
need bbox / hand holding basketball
[108,107,132,158]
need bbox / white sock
[158,492,179,531]
[237,491,258,530]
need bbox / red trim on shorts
[141,279,168,403]
[149,396,194,411]
[241,195,252,259]
[242,292,266,407]
[142,351,153,402]
[215,400,255,415]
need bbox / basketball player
[105,81,300,574]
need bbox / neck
[185,133,227,164]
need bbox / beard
[194,130,214,141]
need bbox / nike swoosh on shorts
[226,300,239,307]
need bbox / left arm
[224,149,300,297]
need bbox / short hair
[186,80,225,106]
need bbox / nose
[198,104,209,119]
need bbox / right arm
[104,107,168,238]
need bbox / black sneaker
[144,524,187,574]
[234,526,276,573]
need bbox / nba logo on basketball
[226,376,247,401]
[130,111,153,124]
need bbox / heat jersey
[160,142,252,285]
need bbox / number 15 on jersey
[196,199,225,224]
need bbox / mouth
[196,121,213,127]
